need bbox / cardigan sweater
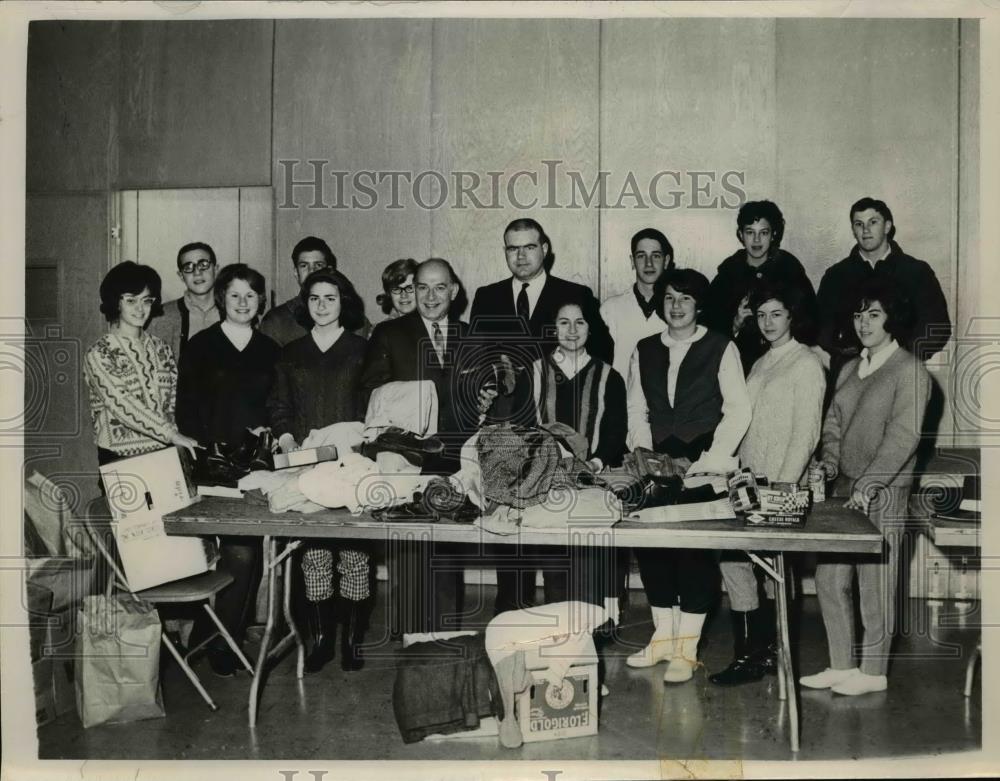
[146,293,220,361]
[530,354,628,467]
[738,339,826,484]
[820,346,931,494]
[83,332,179,456]
[268,331,367,443]
[176,323,281,444]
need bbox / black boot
[303,597,337,674]
[340,596,372,672]
[709,609,767,686]
[753,600,779,675]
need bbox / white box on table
[99,447,215,591]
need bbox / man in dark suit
[470,217,612,423]
[361,257,491,637]
[469,218,611,614]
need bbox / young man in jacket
[705,200,817,375]
[816,197,951,381]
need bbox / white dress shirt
[858,339,899,379]
[510,273,547,318]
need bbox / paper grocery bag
[74,594,165,728]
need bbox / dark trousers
[389,537,465,634]
[191,535,263,648]
[495,543,621,613]
[635,547,719,614]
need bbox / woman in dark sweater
[522,292,627,611]
[176,264,278,678]
[268,268,370,673]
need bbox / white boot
[663,611,705,683]
[627,606,677,668]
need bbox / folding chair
[82,496,254,711]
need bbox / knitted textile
[476,424,567,509]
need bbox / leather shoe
[207,646,240,678]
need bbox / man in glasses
[148,242,220,359]
[260,236,371,346]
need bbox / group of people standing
[82,196,949,699]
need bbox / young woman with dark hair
[800,279,930,696]
[268,268,371,672]
[521,291,627,612]
[83,261,199,465]
[625,268,752,683]
[710,281,826,686]
[175,263,279,678]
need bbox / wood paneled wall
[117,20,273,189]
[26,17,977,498]
[272,19,434,306]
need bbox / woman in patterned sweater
[83,262,200,466]
[267,268,371,673]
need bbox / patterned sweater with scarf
[83,332,178,456]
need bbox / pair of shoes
[799,667,859,689]
[303,597,338,674]
[709,608,770,687]
[361,427,444,467]
[709,654,766,686]
[207,646,240,678]
[831,670,887,696]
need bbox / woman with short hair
[710,281,826,687]
[801,279,930,696]
[175,263,279,678]
[375,258,418,319]
[625,268,752,683]
[268,268,371,672]
[84,261,200,466]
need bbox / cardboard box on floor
[99,447,216,591]
[515,636,599,743]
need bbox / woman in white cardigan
[710,282,826,686]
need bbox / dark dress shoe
[248,430,276,472]
[373,499,438,523]
[207,646,240,678]
[198,443,243,487]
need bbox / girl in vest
[176,264,280,678]
[801,279,930,696]
[710,282,826,686]
[527,292,627,612]
[267,269,370,673]
[625,268,752,683]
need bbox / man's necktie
[516,282,530,321]
[432,321,444,365]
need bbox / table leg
[282,541,305,679]
[774,553,799,752]
[249,535,278,728]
